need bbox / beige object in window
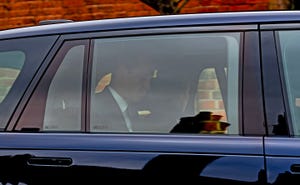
[95,73,112,94]
[295,98,300,107]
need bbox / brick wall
[196,68,227,121]
[0,0,289,30]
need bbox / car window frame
[260,23,300,137]
[7,38,90,132]
[6,24,266,136]
[242,31,266,136]
[81,24,255,136]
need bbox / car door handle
[27,157,73,167]
[290,164,300,172]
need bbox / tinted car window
[43,45,84,131]
[90,33,240,134]
[15,40,87,131]
[277,30,300,136]
[0,36,58,130]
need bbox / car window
[15,40,87,132]
[277,30,300,136]
[90,33,240,134]
[43,45,84,131]
[0,36,58,130]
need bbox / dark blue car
[0,10,299,184]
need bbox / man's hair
[95,42,158,81]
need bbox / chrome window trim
[261,23,300,30]
[60,24,257,40]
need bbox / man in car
[90,51,156,132]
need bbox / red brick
[0,0,284,30]
[198,80,218,90]
[198,91,211,99]
[198,100,216,109]
[200,0,212,6]
[63,0,85,7]
[218,101,224,109]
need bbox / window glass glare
[0,51,25,103]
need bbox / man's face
[114,62,155,104]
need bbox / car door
[262,24,300,185]
[3,25,266,184]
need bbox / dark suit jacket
[90,86,175,133]
[90,87,129,132]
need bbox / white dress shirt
[108,87,133,132]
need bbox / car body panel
[261,23,300,185]
[265,137,300,185]
[2,11,300,184]
[0,133,264,183]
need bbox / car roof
[1,10,300,39]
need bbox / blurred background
[0,0,298,30]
